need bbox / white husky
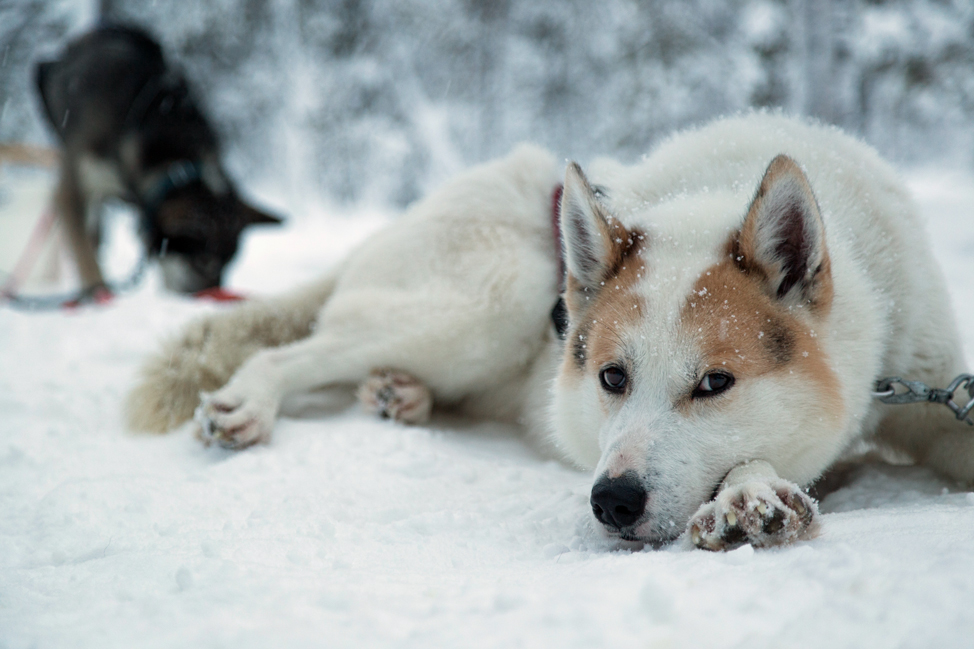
[127,113,974,550]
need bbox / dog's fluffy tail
[125,275,338,433]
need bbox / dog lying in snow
[127,114,974,550]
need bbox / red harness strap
[194,286,246,302]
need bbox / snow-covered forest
[2,0,974,205]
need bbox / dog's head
[552,155,843,544]
[151,185,282,293]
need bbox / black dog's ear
[242,203,284,226]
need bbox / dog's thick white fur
[127,114,974,551]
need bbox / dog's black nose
[590,473,647,529]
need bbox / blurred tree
[2,0,972,206]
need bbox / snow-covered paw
[357,369,432,424]
[688,479,818,551]
[194,388,277,450]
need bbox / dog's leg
[55,160,104,290]
[194,275,548,449]
[357,369,433,424]
[126,276,337,434]
[195,332,399,448]
[687,460,818,551]
[873,318,974,485]
[918,424,974,486]
[879,398,974,486]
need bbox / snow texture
[1,169,974,648]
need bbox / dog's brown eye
[599,366,628,393]
[693,371,734,398]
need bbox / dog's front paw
[193,389,277,450]
[357,369,432,425]
[688,479,818,551]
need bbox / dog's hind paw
[687,478,818,551]
[357,369,432,425]
[193,390,276,449]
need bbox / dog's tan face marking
[565,232,647,374]
[730,228,835,318]
[679,256,842,416]
[559,158,648,375]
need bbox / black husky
[35,25,281,295]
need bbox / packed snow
[1,165,973,648]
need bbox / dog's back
[36,27,165,154]
[36,25,216,163]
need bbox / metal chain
[1,253,148,311]
[872,374,974,425]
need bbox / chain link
[872,374,974,425]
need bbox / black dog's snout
[590,473,647,529]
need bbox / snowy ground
[2,167,974,648]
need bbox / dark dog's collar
[140,159,203,220]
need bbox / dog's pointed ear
[735,155,831,310]
[242,203,284,226]
[561,162,631,292]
